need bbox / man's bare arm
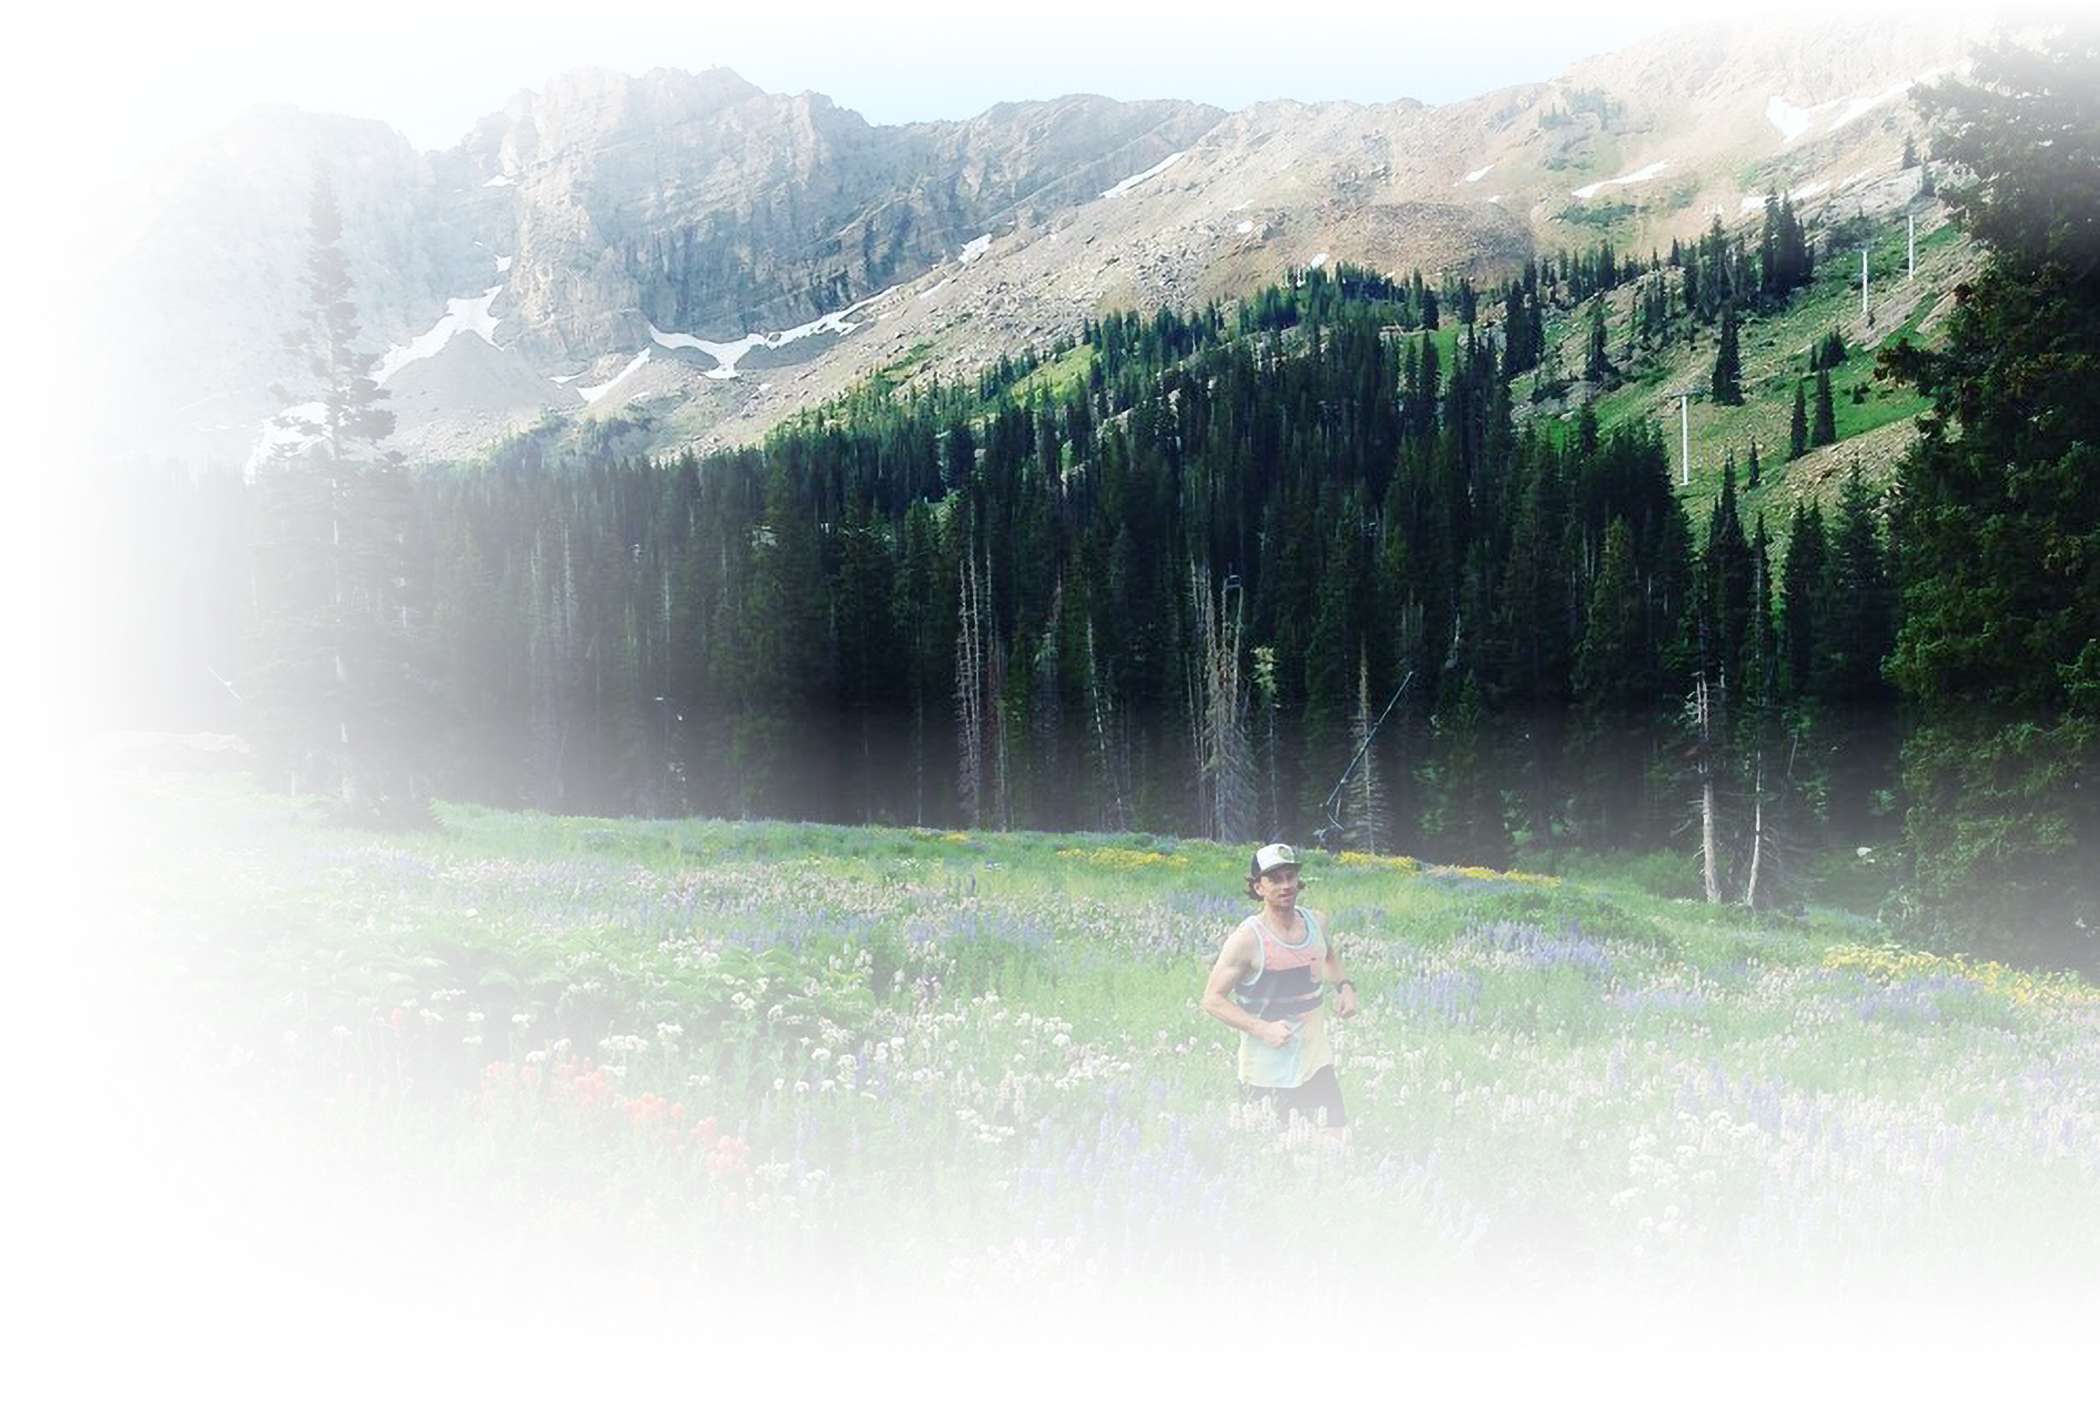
[1321,931,1359,1019]
[1201,924,1291,1047]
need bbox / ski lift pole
[1314,670,1413,851]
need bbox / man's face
[1259,867,1300,901]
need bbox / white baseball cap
[1251,842,1300,876]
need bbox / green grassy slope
[1534,213,1971,524]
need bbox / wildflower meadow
[82,767,2100,1368]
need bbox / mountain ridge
[97,15,1993,468]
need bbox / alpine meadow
[60,8,2100,1384]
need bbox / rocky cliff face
[471,69,1225,358]
[102,15,1991,468]
[103,67,1223,463]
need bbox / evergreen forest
[104,35,2097,971]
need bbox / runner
[1200,842,1358,1138]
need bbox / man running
[1200,842,1358,1137]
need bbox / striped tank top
[1233,908,1332,1090]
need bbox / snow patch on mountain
[483,174,513,188]
[1771,70,1937,145]
[576,350,650,405]
[375,286,504,385]
[495,255,513,273]
[1767,95,1816,143]
[1573,161,1669,200]
[1828,80,1915,132]
[1459,163,1494,185]
[1101,151,1185,199]
[245,401,325,474]
[959,234,992,264]
[649,293,883,379]
[1741,179,1831,214]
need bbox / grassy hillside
[1536,209,1972,524]
[103,768,2100,1321]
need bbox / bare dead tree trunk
[1186,565,1210,830]
[984,540,1011,831]
[1085,618,1127,831]
[1215,587,1254,844]
[1190,566,1255,843]
[1744,745,1766,910]
[1353,648,1385,854]
[955,538,984,829]
[1695,674,1720,904]
[1032,578,1064,827]
[1253,645,1280,840]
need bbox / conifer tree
[1711,301,1743,403]
[735,460,831,816]
[1739,512,1801,909]
[1420,671,1508,866]
[834,501,901,821]
[1881,28,2100,957]
[1583,297,1610,382]
[252,165,426,823]
[1819,466,1896,847]
[1779,502,1828,702]
[1788,380,1809,461]
[1811,369,1838,447]
[1571,516,1645,847]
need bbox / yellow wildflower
[1821,942,2098,1008]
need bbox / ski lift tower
[1673,385,1706,488]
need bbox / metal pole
[1680,394,1690,487]
[1316,671,1413,851]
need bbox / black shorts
[1241,1064,1348,1128]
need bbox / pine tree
[1710,301,1743,403]
[1819,466,1895,848]
[1788,380,1809,461]
[735,460,831,817]
[267,169,397,469]
[1880,28,2100,959]
[1571,516,1645,848]
[1420,671,1508,867]
[1810,370,1838,447]
[1583,297,1611,382]
[834,501,900,822]
[1702,461,1753,699]
[1778,503,1828,702]
[1739,512,1801,910]
[252,165,426,823]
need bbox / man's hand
[1334,983,1359,1019]
[1255,1019,1295,1049]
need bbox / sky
[64,2,1717,168]
[42,0,2023,220]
